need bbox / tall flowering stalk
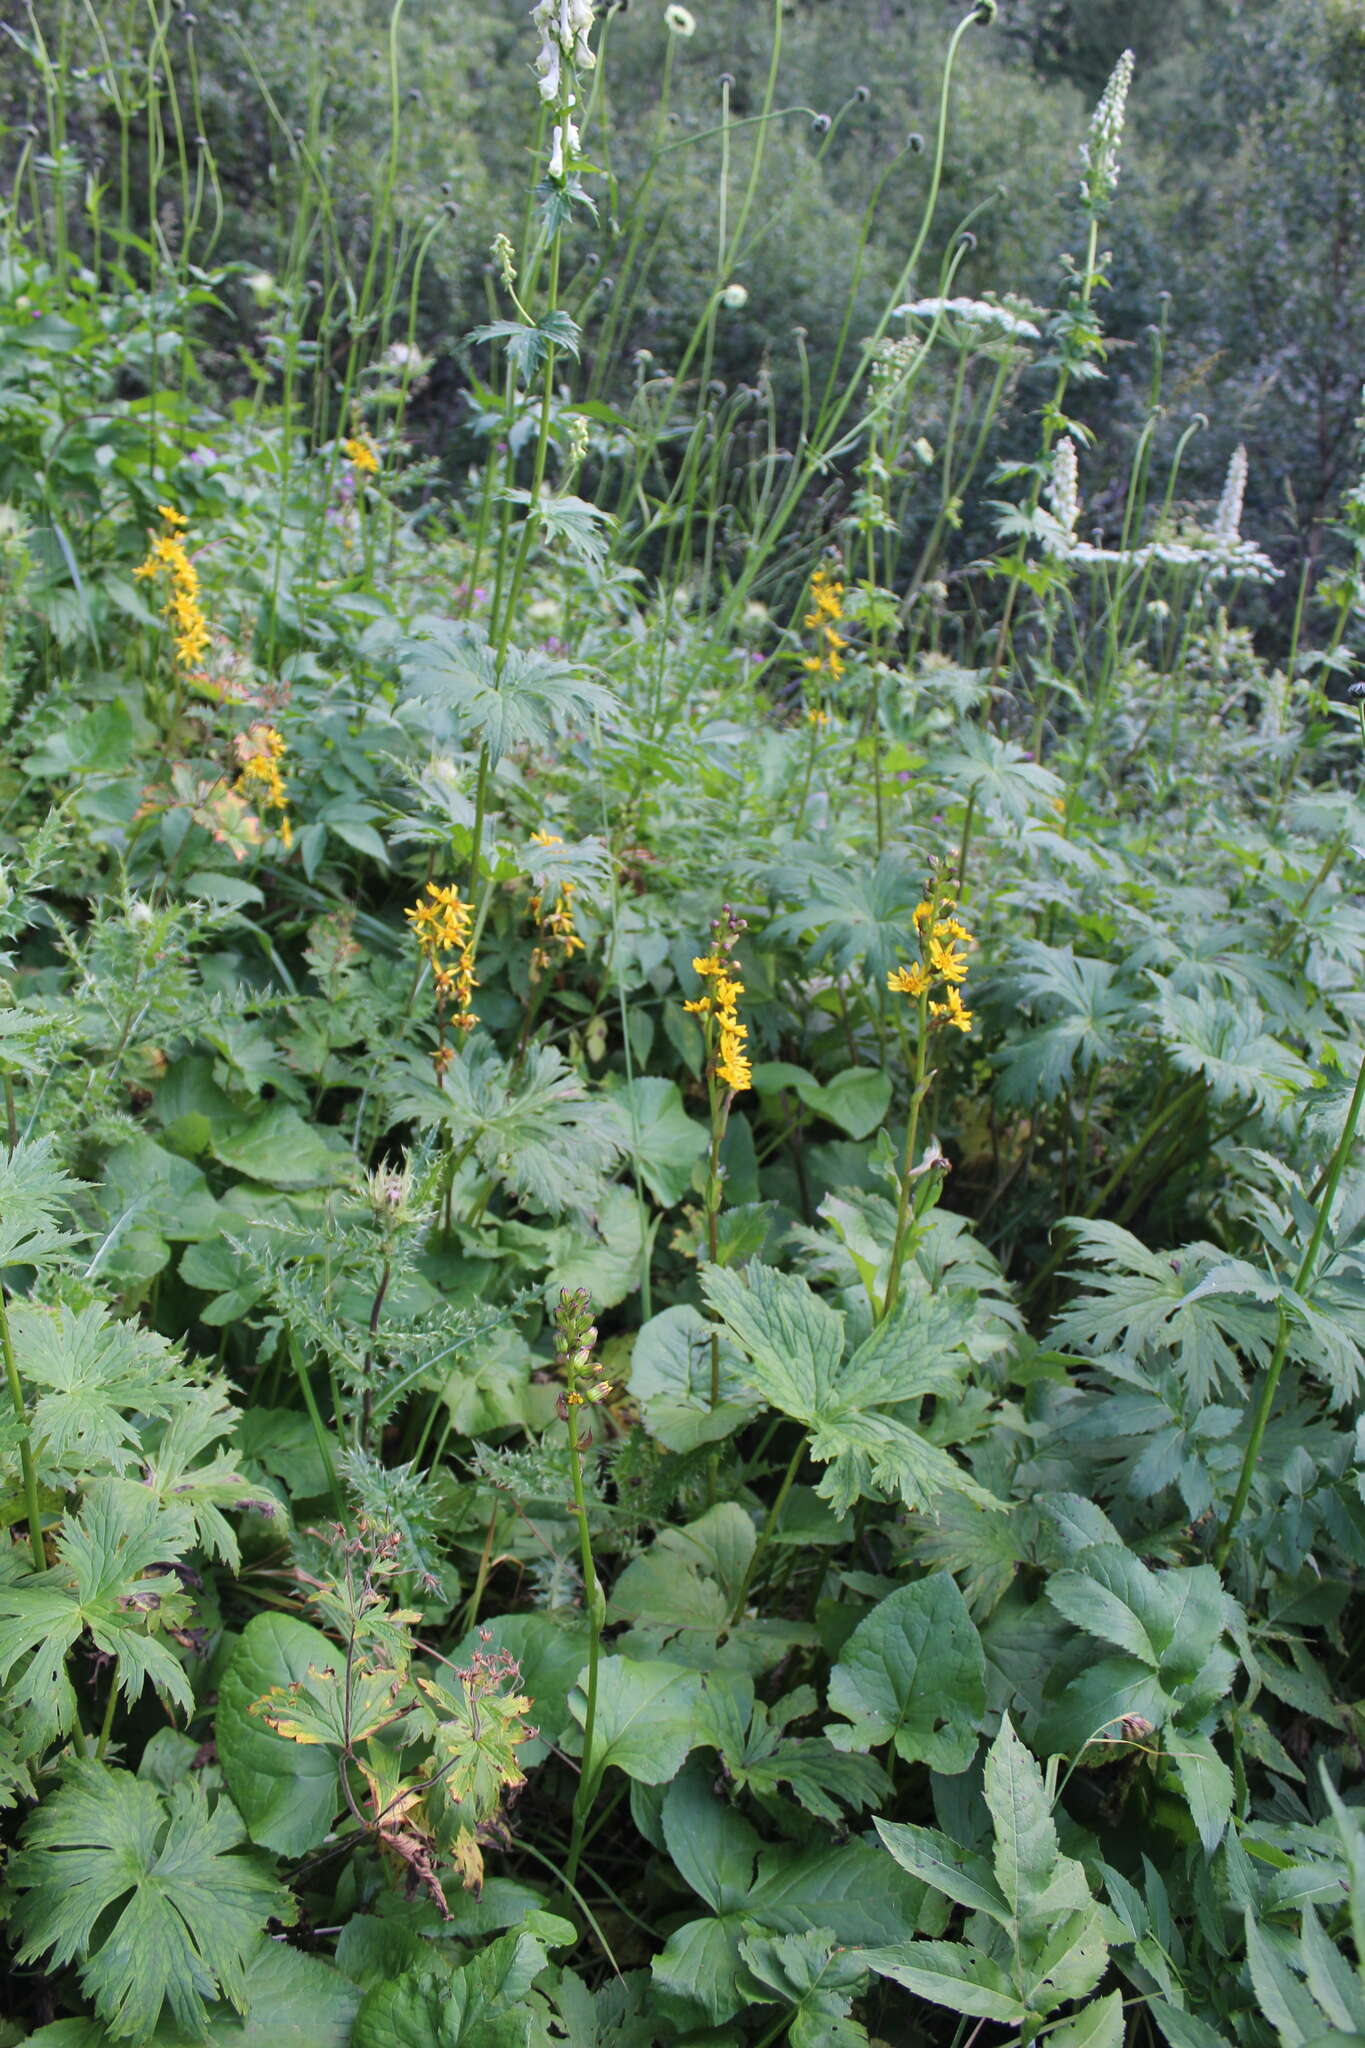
[988,48,1137,700]
[232,723,293,850]
[134,505,210,721]
[554,1287,611,1888]
[527,829,584,978]
[406,882,479,1085]
[881,882,975,1318]
[685,909,751,1444]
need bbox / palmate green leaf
[738,1928,871,2048]
[765,850,925,982]
[389,1038,623,1219]
[499,488,614,571]
[468,307,582,376]
[0,1479,195,1740]
[12,1299,202,1480]
[936,725,1065,826]
[0,1133,81,1272]
[1150,978,1312,1118]
[8,1762,293,2043]
[1052,1221,1278,1402]
[398,620,618,763]
[351,1926,560,2048]
[702,1264,995,1515]
[825,1575,987,1773]
[994,944,1135,1106]
[138,1395,275,1567]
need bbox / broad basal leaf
[825,1575,986,1773]
[216,1614,345,1855]
[9,1763,292,2043]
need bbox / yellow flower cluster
[887,895,975,1032]
[685,950,751,1094]
[133,504,210,672]
[233,723,293,849]
[802,565,847,681]
[528,830,584,977]
[342,434,380,476]
[407,882,479,1045]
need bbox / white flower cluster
[1048,437,1080,543]
[1080,48,1134,209]
[1212,444,1248,543]
[532,0,596,102]
[896,296,1042,342]
[548,119,580,180]
[868,334,921,398]
[1045,440,1277,584]
[532,0,597,181]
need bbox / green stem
[727,1438,804,1629]
[1021,1075,1207,1309]
[1214,1050,1365,1567]
[94,1671,120,1761]
[0,1288,45,1570]
[287,1333,346,1521]
[564,1407,602,1889]
[882,992,931,1320]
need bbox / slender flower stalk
[233,723,293,849]
[881,883,974,1318]
[556,1287,611,1888]
[406,882,479,1085]
[686,909,751,1493]
[1,1289,45,1569]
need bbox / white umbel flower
[1080,48,1134,208]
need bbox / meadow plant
[0,1,1364,2042]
